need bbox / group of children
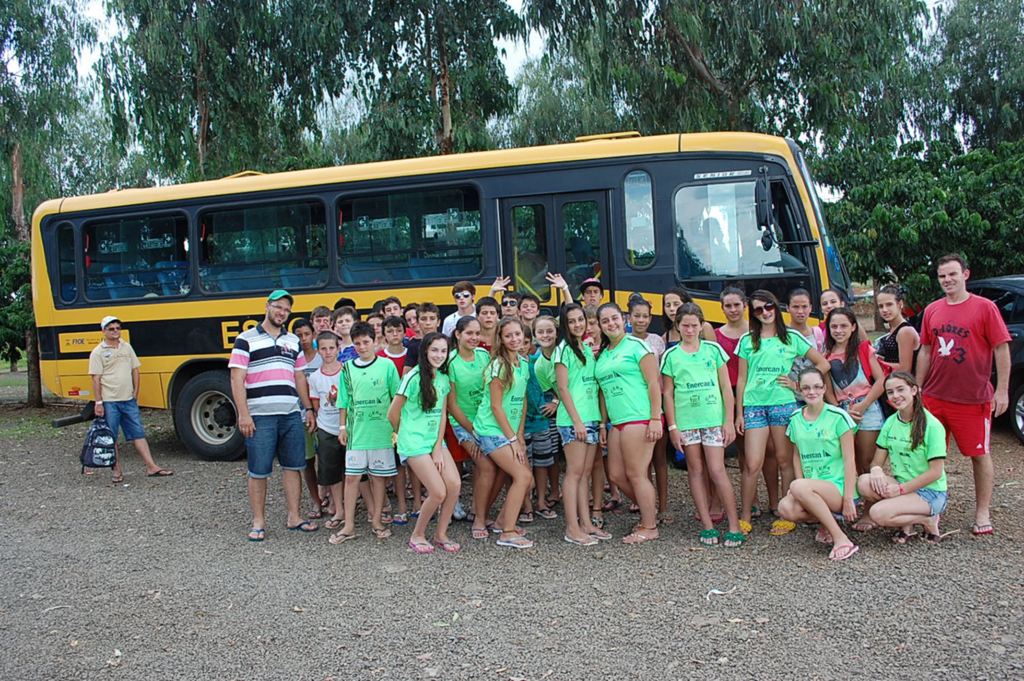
[290,277,946,560]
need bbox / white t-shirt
[308,365,341,435]
[442,308,476,336]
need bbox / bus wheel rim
[190,390,236,447]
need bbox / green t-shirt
[786,404,856,495]
[396,366,451,457]
[447,347,491,428]
[660,341,730,430]
[552,341,601,426]
[472,357,530,437]
[876,410,948,492]
[595,335,655,425]
[534,350,557,393]
[336,357,400,450]
[737,332,812,407]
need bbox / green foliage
[816,139,1024,305]
[524,0,927,150]
[0,239,32,364]
[101,0,360,181]
[914,0,1024,151]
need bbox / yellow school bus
[31,131,851,460]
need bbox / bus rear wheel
[175,370,245,461]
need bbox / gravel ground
[2,394,1023,680]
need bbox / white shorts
[346,448,397,477]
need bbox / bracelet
[508,437,518,443]
[95,401,103,405]
[898,483,905,495]
[668,424,678,432]
[339,425,347,430]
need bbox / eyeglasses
[454,291,473,300]
[269,303,292,313]
[752,302,777,317]
[502,300,519,306]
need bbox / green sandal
[699,528,721,546]
[722,531,746,548]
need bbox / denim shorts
[840,397,885,431]
[246,412,307,478]
[476,432,514,456]
[914,487,948,517]
[104,398,147,441]
[452,424,474,444]
[744,402,800,429]
[558,421,600,446]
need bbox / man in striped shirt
[230,290,317,541]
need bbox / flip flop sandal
[328,531,357,545]
[564,535,599,546]
[971,524,995,536]
[536,508,558,519]
[739,520,752,535]
[750,505,763,518]
[591,516,605,529]
[433,540,462,553]
[602,499,620,512]
[852,519,878,532]
[392,513,409,525]
[699,529,721,546]
[372,527,392,539]
[892,530,917,545]
[147,469,173,477]
[380,512,393,524]
[722,531,746,548]
[622,527,659,545]
[815,528,833,544]
[589,530,613,541]
[518,512,534,523]
[770,520,797,536]
[323,519,342,530]
[496,533,534,549]
[471,527,490,540]
[488,523,525,535]
[111,475,125,483]
[287,521,318,533]
[247,528,266,542]
[307,509,323,519]
[922,531,942,544]
[829,543,860,561]
[408,540,435,554]
[628,503,641,513]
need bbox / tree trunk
[436,24,453,155]
[25,328,42,408]
[10,141,44,407]
[872,277,886,333]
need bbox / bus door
[501,192,610,306]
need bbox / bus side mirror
[755,177,771,229]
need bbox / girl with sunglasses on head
[736,290,830,536]
[778,367,860,561]
[856,371,947,544]
[595,303,663,544]
[472,318,536,548]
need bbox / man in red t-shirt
[916,254,1011,536]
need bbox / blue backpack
[80,418,117,472]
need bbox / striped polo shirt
[228,324,308,415]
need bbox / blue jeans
[104,398,146,441]
[557,421,600,445]
[246,412,307,478]
[915,488,948,517]
[476,432,513,456]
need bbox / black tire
[174,370,245,461]
[1010,383,1024,446]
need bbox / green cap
[267,289,293,304]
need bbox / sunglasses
[502,299,519,306]
[752,302,777,317]
[454,291,473,300]
[105,326,121,331]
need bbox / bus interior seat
[102,264,138,299]
[156,261,189,295]
[218,268,268,292]
[280,267,323,289]
[61,284,77,302]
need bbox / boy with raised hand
[332,322,401,543]
[307,331,346,530]
[311,306,333,334]
[331,306,359,363]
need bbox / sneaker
[452,500,468,521]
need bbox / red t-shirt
[714,327,742,387]
[920,294,1011,404]
[376,348,407,376]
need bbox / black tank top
[874,321,917,371]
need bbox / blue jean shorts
[246,412,307,478]
[475,432,513,456]
[744,402,800,429]
[840,397,885,431]
[558,421,601,446]
[914,487,948,517]
[104,398,146,441]
[452,424,474,444]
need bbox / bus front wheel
[175,371,245,461]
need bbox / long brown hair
[748,290,789,352]
[416,333,449,411]
[885,371,927,450]
[490,317,525,394]
[823,307,861,375]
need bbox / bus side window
[623,170,655,268]
[83,214,190,301]
[337,186,482,285]
[199,200,327,293]
[57,223,77,303]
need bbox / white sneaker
[452,500,467,521]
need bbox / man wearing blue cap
[229,290,317,541]
[89,315,172,482]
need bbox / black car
[966,277,1024,444]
